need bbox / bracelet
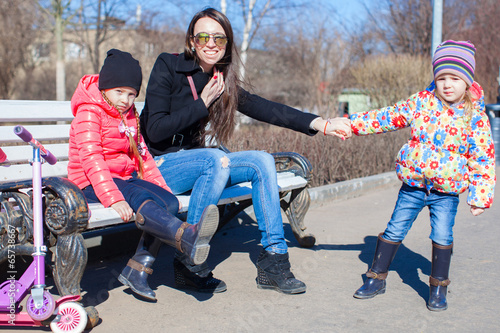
[323,118,331,136]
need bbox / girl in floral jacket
[349,40,495,311]
[68,49,219,302]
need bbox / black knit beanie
[98,49,142,93]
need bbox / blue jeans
[82,177,179,215]
[154,148,287,253]
[383,183,459,246]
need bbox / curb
[308,171,400,206]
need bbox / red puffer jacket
[68,74,170,207]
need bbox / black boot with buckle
[255,249,306,294]
[354,233,401,299]
[118,232,162,301]
[135,200,219,266]
[427,242,453,311]
[173,250,227,293]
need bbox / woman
[140,8,350,294]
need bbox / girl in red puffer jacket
[68,49,219,302]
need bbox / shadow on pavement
[314,235,431,301]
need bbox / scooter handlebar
[40,150,57,165]
[14,125,33,142]
[13,125,57,165]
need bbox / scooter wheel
[26,290,56,321]
[50,302,88,333]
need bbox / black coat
[140,52,318,156]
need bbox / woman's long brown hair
[184,7,241,146]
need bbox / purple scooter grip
[13,125,57,165]
[40,150,57,165]
[14,125,32,142]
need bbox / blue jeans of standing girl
[382,183,459,246]
[82,177,179,216]
[154,148,287,254]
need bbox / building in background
[337,88,371,117]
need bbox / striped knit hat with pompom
[432,40,476,87]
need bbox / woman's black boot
[255,250,306,294]
[118,232,162,301]
[173,250,227,293]
[354,233,401,299]
[427,242,453,311]
[135,200,219,265]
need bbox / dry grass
[226,124,410,187]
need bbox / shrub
[226,124,410,187]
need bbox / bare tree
[359,0,473,57]
[132,9,186,101]
[0,1,42,99]
[361,0,433,55]
[72,0,131,73]
[220,0,227,14]
[252,11,352,116]
[37,0,82,100]
[358,0,499,103]
[221,0,306,82]
[451,0,500,103]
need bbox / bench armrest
[43,177,89,236]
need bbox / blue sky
[126,0,368,32]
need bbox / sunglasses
[193,32,228,47]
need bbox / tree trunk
[239,0,256,82]
[220,0,227,14]
[55,13,65,101]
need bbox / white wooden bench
[0,99,315,297]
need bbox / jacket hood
[71,74,120,118]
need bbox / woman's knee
[194,149,230,172]
[245,151,276,172]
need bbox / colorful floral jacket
[350,81,496,208]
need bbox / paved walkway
[78,171,499,333]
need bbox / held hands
[470,205,485,216]
[111,200,134,222]
[201,70,225,108]
[313,117,352,140]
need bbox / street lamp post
[431,0,443,56]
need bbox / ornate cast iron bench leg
[280,187,315,248]
[43,177,89,297]
[272,152,316,248]
[0,177,89,296]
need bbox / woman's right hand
[325,117,352,139]
[111,201,134,222]
[200,70,225,108]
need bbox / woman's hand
[470,205,485,216]
[200,70,225,108]
[313,117,352,140]
[111,201,134,222]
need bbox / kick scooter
[0,125,90,332]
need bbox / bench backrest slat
[1,161,69,182]
[0,100,73,122]
[1,143,70,164]
[0,125,71,144]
